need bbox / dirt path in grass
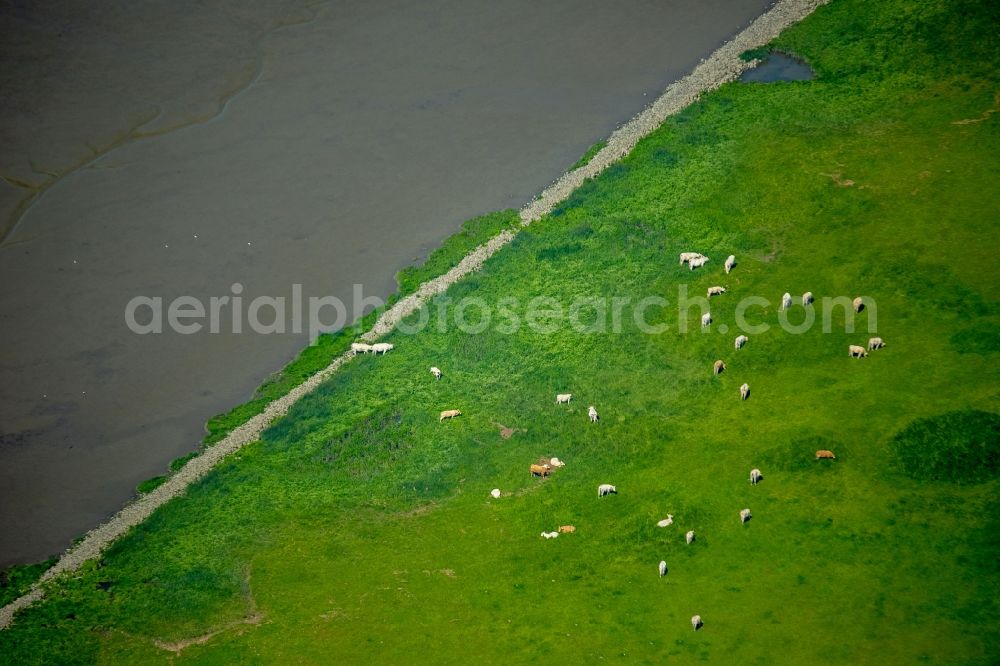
[0,0,828,631]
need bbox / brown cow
[815,450,836,460]
[439,409,462,421]
[558,525,576,533]
[530,464,551,477]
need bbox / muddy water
[741,52,815,82]
[0,0,773,566]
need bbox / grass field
[2,0,998,662]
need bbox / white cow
[781,292,793,310]
[701,312,712,327]
[549,457,566,468]
[849,345,868,358]
[556,393,572,404]
[725,254,736,274]
[735,335,748,350]
[707,286,726,297]
[371,342,394,355]
[541,531,559,539]
[588,406,599,423]
[740,383,750,401]
[689,256,709,270]
[598,484,617,497]
[351,342,373,354]
[657,515,674,528]
[659,560,668,577]
[490,488,501,499]
[686,530,695,544]
[868,337,886,350]
[740,508,752,523]
[853,297,865,313]
[750,468,762,485]
[692,615,703,631]
[430,366,442,379]
[802,291,814,306]
[713,360,726,375]
[679,252,703,265]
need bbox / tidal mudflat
[0,0,774,565]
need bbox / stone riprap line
[521,0,827,224]
[0,0,827,631]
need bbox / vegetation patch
[315,410,414,478]
[740,46,773,62]
[569,139,608,171]
[890,410,1000,484]
[950,322,1000,355]
[136,475,168,495]
[0,558,56,607]
[169,452,198,473]
[395,209,520,296]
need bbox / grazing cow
[707,286,726,297]
[853,297,865,313]
[559,525,576,533]
[740,508,752,524]
[849,345,868,358]
[588,406,599,423]
[659,560,668,577]
[868,337,886,350]
[781,292,793,310]
[815,450,836,460]
[541,531,559,539]
[490,488,501,499]
[713,359,726,375]
[657,515,674,528]
[740,383,750,401]
[735,335,748,350]
[701,312,712,328]
[679,252,703,265]
[530,464,551,477]
[556,393,572,404]
[549,457,566,468]
[750,468,762,485]
[430,366,442,379]
[351,342,373,354]
[802,291,814,306]
[686,530,695,544]
[725,254,736,273]
[692,615,703,631]
[439,409,462,421]
[689,256,709,270]
[598,484,617,497]
[371,342,394,355]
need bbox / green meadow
[2,0,998,662]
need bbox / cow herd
[682,249,885,456]
[350,342,394,355]
[344,246,884,632]
[683,252,886,381]
[534,387,760,634]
